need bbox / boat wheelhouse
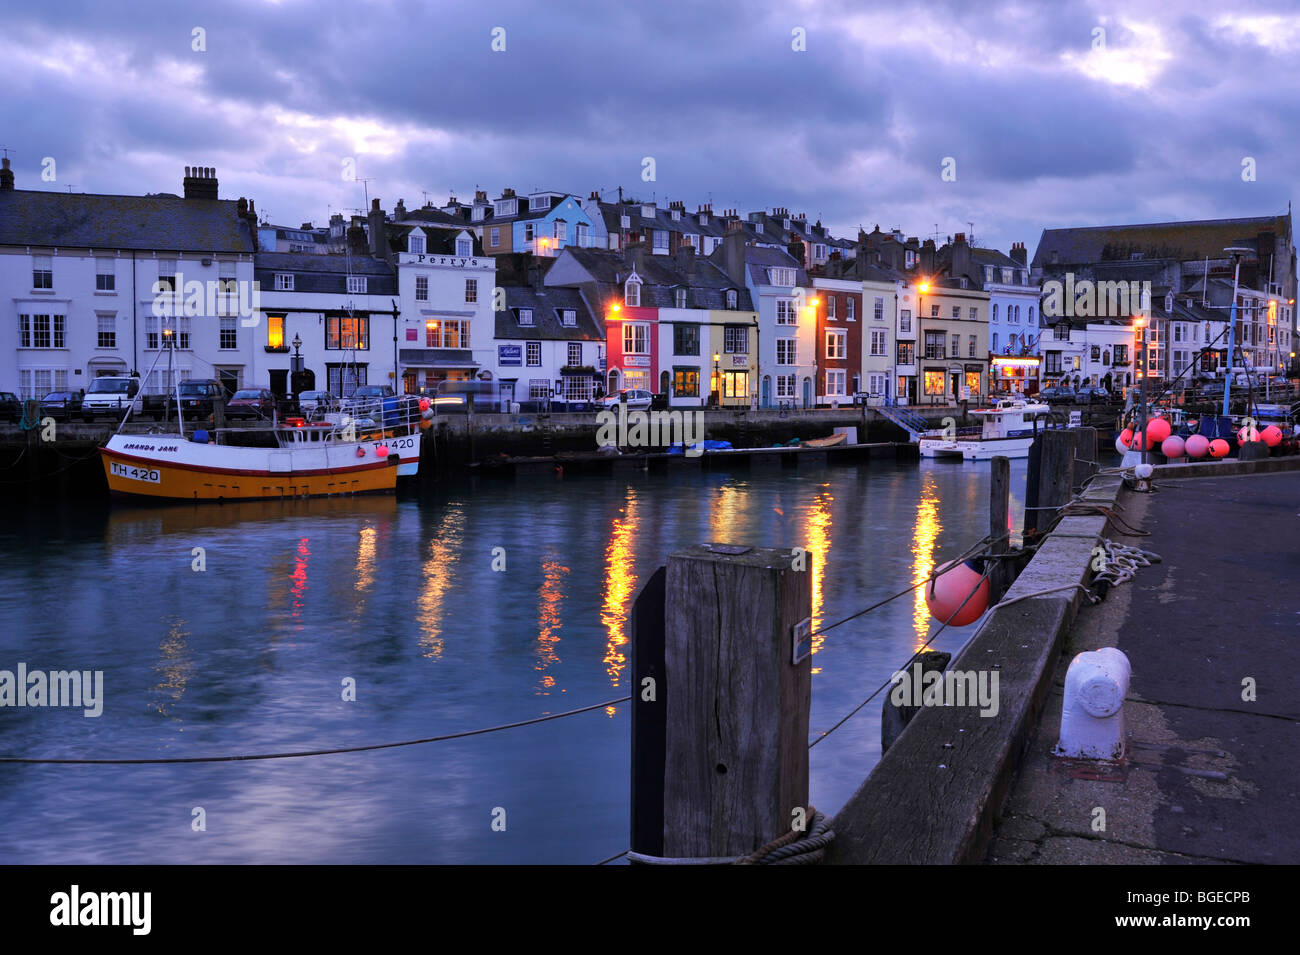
[918,398,1052,461]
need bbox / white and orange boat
[100,397,423,501]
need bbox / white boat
[918,398,1053,460]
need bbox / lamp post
[712,351,721,407]
[918,280,930,404]
[1222,247,1250,419]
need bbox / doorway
[269,369,288,399]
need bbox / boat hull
[918,436,1035,460]
[100,435,399,501]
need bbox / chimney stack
[368,197,387,260]
[1009,241,1028,266]
[183,165,219,200]
[0,157,13,191]
[921,238,936,275]
[952,232,971,278]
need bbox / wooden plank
[989,455,1011,601]
[629,566,668,857]
[662,544,812,858]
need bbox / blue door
[802,377,812,409]
[761,376,771,408]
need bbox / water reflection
[535,554,568,696]
[290,537,310,620]
[803,486,832,673]
[355,526,378,594]
[147,616,193,724]
[416,503,466,659]
[600,488,638,713]
[911,473,941,650]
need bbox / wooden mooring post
[1025,429,1075,538]
[989,454,1011,601]
[630,543,812,861]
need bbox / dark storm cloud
[2,0,1298,253]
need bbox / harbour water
[0,458,1027,863]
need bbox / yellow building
[707,312,759,407]
[915,283,989,404]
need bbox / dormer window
[726,289,738,310]
[985,266,994,282]
[518,308,534,326]
[1002,268,1012,283]
[699,214,708,226]
[671,209,681,221]
[530,195,550,211]
[642,205,655,218]
[456,237,472,257]
[675,288,687,309]
[1165,292,1173,313]
[755,223,764,234]
[409,234,425,255]
[472,206,485,222]
[560,309,576,327]
[626,275,642,307]
[494,198,518,217]
[620,215,631,229]
[782,219,790,230]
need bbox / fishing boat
[918,397,1053,461]
[100,396,422,501]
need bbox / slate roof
[254,251,397,295]
[495,285,603,342]
[387,224,484,257]
[739,245,808,288]
[1031,215,1291,270]
[0,189,256,252]
[556,247,755,310]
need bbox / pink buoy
[925,559,990,627]
[1130,429,1155,451]
[355,447,366,458]
[1119,428,1134,448]
[375,445,390,458]
[1161,435,1185,459]
[1209,438,1230,458]
[1237,424,1260,444]
[1262,425,1283,448]
[1147,417,1171,443]
[1184,434,1210,458]
[1113,434,1129,455]
[418,398,431,413]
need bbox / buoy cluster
[1114,415,1282,460]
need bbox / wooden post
[989,455,1010,601]
[1036,430,1075,530]
[1071,427,1097,492]
[631,543,812,860]
[881,650,951,752]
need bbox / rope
[0,695,632,765]
[595,850,630,866]
[736,808,834,865]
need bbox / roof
[1031,214,1291,270]
[254,251,397,295]
[496,285,604,342]
[0,189,256,252]
[555,246,755,310]
[740,245,808,288]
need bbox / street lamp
[712,351,721,406]
[292,333,302,356]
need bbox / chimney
[475,189,488,203]
[721,230,747,286]
[1009,241,1027,266]
[921,238,936,276]
[675,243,697,282]
[236,197,259,251]
[300,222,313,231]
[183,165,219,200]
[394,198,407,220]
[627,241,646,276]
[368,197,387,259]
[0,157,13,190]
[952,232,971,279]
[347,222,368,254]
[787,235,806,266]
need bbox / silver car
[298,390,338,417]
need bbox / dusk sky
[4,0,1298,253]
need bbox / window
[218,260,237,296]
[776,299,796,324]
[969,307,977,320]
[725,289,738,309]
[622,370,649,390]
[1053,323,1070,341]
[524,224,535,242]
[968,335,977,357]
[20,368,69,399]
[826,329,846,359]
[924,370,945,395]
[930,304,940,318]
[870,329,886,357]
[951,334,960,355]
[568,343,583,366]
[1045,352,1063,374]
[415,276,428,301]
[722,370,749,398]
[897,341,915,365]
[868,372,888,396]
[992,304,998,322]
[32,255,53,289]
[531,195,550,211]
[424,319,468,348]
[776,338,797,365]
[675,288,687,309]
[924,331,945,360]
[560,309,576,327]
[517,308,534,326]
[625,279,641,307]
[275,273,294,291]
[348,276,367,295]
[529,379,551,399]
[673,324,700,356]
[457,238,472,257]
[653,230,669,250]
[489,228,500,247]
[465,279,478,303]
[899,309,912,333]
[96,313,115,348]
[19,313,64,349]
[1091,345,1101,361]
[220,316,237,350]
[992,333,999,352]
[577,223,588,246]
[526,342,541,366]
[847,298,856,320]
[96,258,115,291]
[776,374,796,398]
[327,364,367,397]
[327,315,370,349]
[826,370,846,396]
[620,215,631,229]
[564,374,594,401]
[409,235,425,255]
[724,326,747,354]
[268,314,285,349]
[673,367,700,397]
[1027,307,1035,325]
[965,371,981,395]
[951,306,961,320]
[768,268,795,287]
[1114,344,1128,365]
[827,296,836,319]
[623,323,650,354]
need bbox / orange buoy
[925,560,990,627]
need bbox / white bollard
[1053,647,1130,760]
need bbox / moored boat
[918,398,1053,461]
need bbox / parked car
[298,390,338,417]
[225,388,277,421]
[599,389,654,412]
[176,379,227,420]
[1038,386,1077,405]
[0,391,21,423]
[40,391,82,421]
[1076,386,1110,404]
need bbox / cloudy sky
[3,0,1298,253]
